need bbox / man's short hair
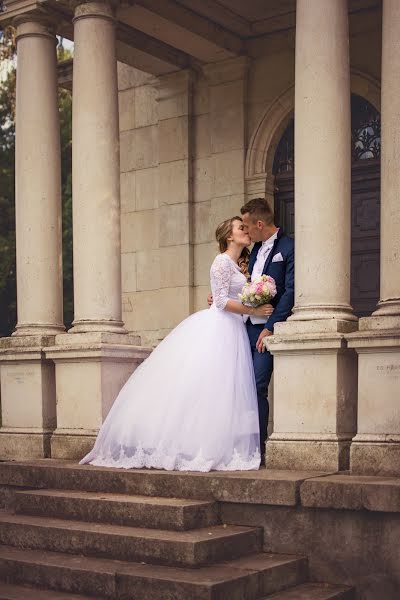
[240,198,274,225]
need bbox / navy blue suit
[246,230,294,450]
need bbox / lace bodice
[210,253,247,310]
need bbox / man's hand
[256,329,273,353]
[207,293,213,307]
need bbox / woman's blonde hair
[215,216,250,278]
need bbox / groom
[240,198,294,461]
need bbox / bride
[80,216,273,472]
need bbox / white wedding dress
[80,253,261,472]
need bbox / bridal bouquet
[238,275,277,307]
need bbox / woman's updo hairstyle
[215,216,250,278]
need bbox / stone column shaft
[373,0,400,319]
[292,0,355,322]
[266,0,358,472]
[71,1,124,332]
[346,0,400,476]
[14,18,64,335]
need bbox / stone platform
[0,461,399,599]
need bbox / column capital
[0,0,57,29]
[72,0,117,22]
[14,16,58,42]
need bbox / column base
[266,435,351,471]
[50,429,97,460]
[12,323,65,336]
[0,428,52,460]
[45,332,151,460]
[68,319,127,334]
[347,318,400,477]
[350,435,400,476]
[373,299,400,318]
[265,319,358,472]
[290,304,358,322]
[359,314,400,331]
[0,335,57,460]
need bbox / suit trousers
[246,320,274,453]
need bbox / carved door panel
[350,160,380,317]
[274,171,294,237]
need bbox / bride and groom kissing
[81,197,295,472]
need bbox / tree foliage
[59,84,73,329]
[0,66,16,336]
[0,29,73,336]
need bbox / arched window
[351,95,380,161]
[272,95,381,175]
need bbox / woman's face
[229,219,251,247]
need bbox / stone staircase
[0,463,355,599]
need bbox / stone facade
[118,5,383,347]
[0,1,399,477]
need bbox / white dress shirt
[247,230,279,325]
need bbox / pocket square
[272,252,284,263]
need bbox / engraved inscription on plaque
[4,370,35,384]
[376,363,400,377]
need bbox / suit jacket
[248,229,294,333]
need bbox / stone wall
[118,10,382,347]
[221,502,400,600]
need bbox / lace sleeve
[210,254,232,310]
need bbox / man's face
[242,212,263,243]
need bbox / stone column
[373,0,400,321]
[347,0,400,476]
[265,0,358,472]
[292,0,355,323]
[14,18,64,336]
[47,1,151,459]
[0,14,63,459]
[70,0,124,334]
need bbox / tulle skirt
[80,306,260,472]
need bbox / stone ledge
[0,461,332,507]
[0,461,399,513]
[350,440,400,477]
[300,474,400,513]
[346,328,400,349]
[0,432,52,460]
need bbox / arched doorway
[273,94,381,317]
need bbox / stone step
[0,582,104,600]
[0,511,262,567]
[0,545,308,600]
[264,582,354,599]
[14,489,219,531]
[0,460,328,507]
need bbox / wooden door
[350,160,380,317]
